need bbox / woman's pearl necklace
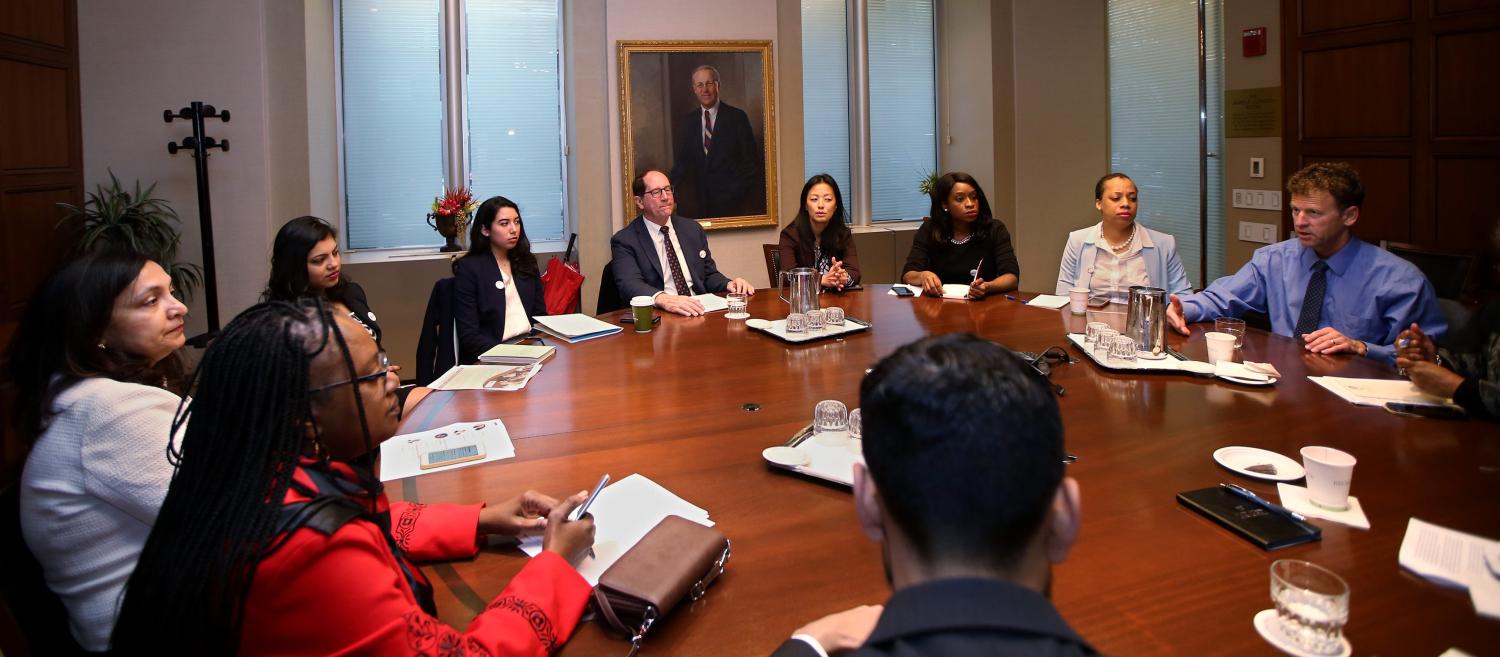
[950,233,973,246]
[1104,225,1137,254]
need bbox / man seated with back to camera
[772,333,1095,656]
[610,169,755,317]
[1167,161,1445,363]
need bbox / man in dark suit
[772,335,1097,657]
[668,64,765,219]
[610,170,755,316]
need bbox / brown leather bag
[593,515,730,655]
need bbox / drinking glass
[824,306,845,326]
[805,309,825,330]
[846,408,862,454]
[1270,560,1349,655]
[726,293,749,319]
[1110,335,1138,363]
[786,313,807,333]
[1216,316,1247,348]
[1085,321,1109,345]
[813,399,849,446]
[1094,328,1118,360]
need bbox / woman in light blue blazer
[1055,173,1193,301]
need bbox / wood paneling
[0,61,71,170]
[0,0,66,48]
[1436,0,1500,14]
[1302,0,1411,33]
[1301,42,1411,139]
[1,187,70,317]
[1433,158,1500,250]
[1434,29,1500,137]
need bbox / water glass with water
[1216,316,1246,348]
[1270,560,1348,655]
[813,399,849,446]
[726,293,749,319]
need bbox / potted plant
[427,185,478,252]
[57,170,204,301]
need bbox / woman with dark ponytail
[265,215,385,345]
[111,299,596,656]
[9,250,189,652]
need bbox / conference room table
[393,285,1500,656]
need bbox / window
[801,0,937,224]
[338,0,567,253]
[1107,0,1224,283]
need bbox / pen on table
[1220,482,1309,523]
[570,473,610,557]
[1004,295,1021,302]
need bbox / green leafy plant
[917,169,940,196]
[57,170,204,301]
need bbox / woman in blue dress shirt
[454,196,547,363]
[1055,173,1192,301]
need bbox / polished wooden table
[394,286,1500,656]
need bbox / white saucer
[1218,372,1279,386]
[1253,608,1351,657]
[1213,446,1305,481]
[762,446,810,467]
[745,318,772,330]
[1137,350,1169,360]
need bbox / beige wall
[1221,0,1283,274]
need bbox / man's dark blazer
[452,253,546,363]
[610,215,731,301]
[768,578,1099,657]
[668,101,764,218]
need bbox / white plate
[762,446,810,467]
[1214,446,1305,481]
[1252,608,1351,657]
[745,318,772,330]
[1218,372,1279,386]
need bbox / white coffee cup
[1068,287,1089,315]
[1300,446,1356,511]
[1205,331,1237,364]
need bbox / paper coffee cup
[1300,446,1356,511]
[1069,287,1089,315]
[1205,331,1236,364]
[630,296,654,333]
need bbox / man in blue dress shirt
[1167,162,1445,363]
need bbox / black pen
[1220,483,1310,523]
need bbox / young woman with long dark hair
[264,215,384,345]
[111,299,596,655]
[453,196,547,363]
[9,250,189,651]
[777,174,860,290]
[901,172,1020,299]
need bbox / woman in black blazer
[454,196,547,363]
[264,216,384,345]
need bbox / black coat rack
[164,101,229,346]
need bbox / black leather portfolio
[1177,486,1322,550]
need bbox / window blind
[868,0,936,222]
[801,0,852,216]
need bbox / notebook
[1177,486,1322,550]
[533,314,623,343]
[478,343,556,365]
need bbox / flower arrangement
[431,185,478,234]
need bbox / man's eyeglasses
[641,185,674,199]
[310,351,391,393]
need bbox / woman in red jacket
[111,299,595,656]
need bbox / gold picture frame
[619,40,778,230]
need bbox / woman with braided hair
[111,299,595,656]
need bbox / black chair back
[414,277,458,385]
[1384,242,1476,300]
[597,261,627,315]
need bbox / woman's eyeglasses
[309,351,391,393]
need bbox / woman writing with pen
[901,172,1020,299]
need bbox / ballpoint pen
[1220,482,1310,523]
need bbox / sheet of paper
[1025,294,1071,309]
[939,284,972,299]
[533,313,622,339]
[1309,376,1455,407]
[1398,517,1500,591]
[429,363,540,391]
[378,420,516,482]
[691,293,729,313]
[1472,575,1500,621]
[518,473,712,585]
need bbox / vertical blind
[465,0,566,244]
[340,0,446,250]
[868,0,936,222]
[800,0,852,216]
[1107,0,1224,283]
[339,0,567,251]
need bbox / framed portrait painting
[619,40,778,230]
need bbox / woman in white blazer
[1055,173,1193,301]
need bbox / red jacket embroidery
[239,463,592,656]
